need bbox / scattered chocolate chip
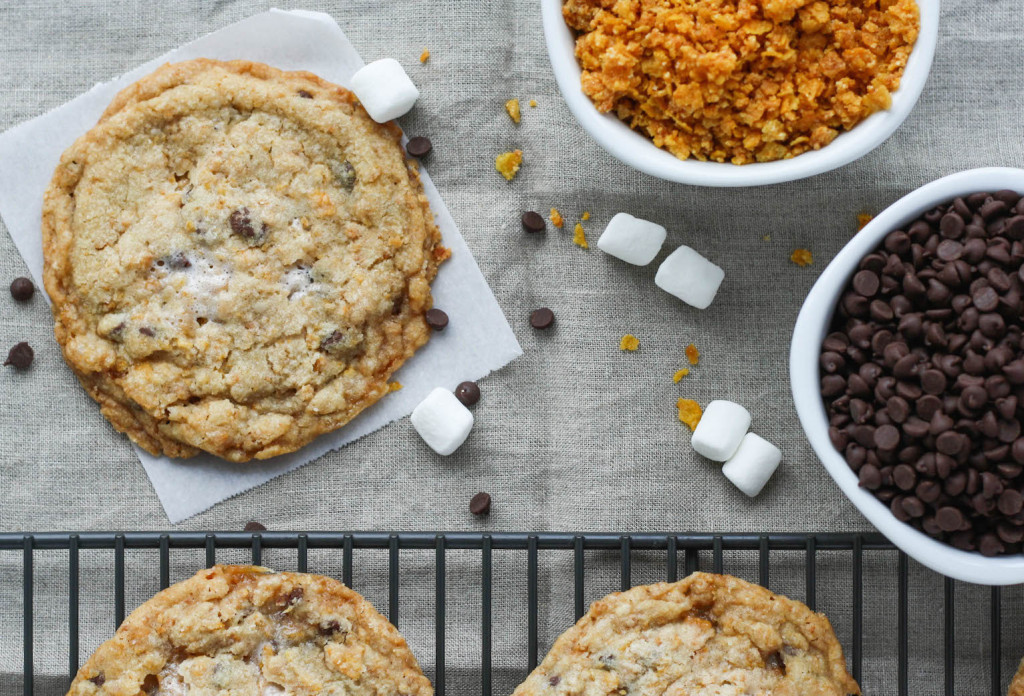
[548,677,561,687]
[5,342,33,369]
[88,674,105,687]
[522,210,546,233]
[530,307,555,330]
[425,308,449,331]
[244,521,267,532]
[455,381,481,406]
[297,89,313,98]
[469,492,491,515]
[406,136,433,158]
[229,207,269,245]
[10,277,34,301]
[764,651,785,673]
[332,160,357,191]
[139,327,156,337]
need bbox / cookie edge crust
[67,564,434,696]
[42,59,444,461]
[512,571,861,696]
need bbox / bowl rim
[790,167,1024,585]
[541,0,940,187]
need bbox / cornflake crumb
[495,150,523,180]
[673,368,689,383]
[677,398,703,431]
[857,213,874,230]
[582,211,591,221]
[389,382,403,392]
[529,99,538,108]
[573,223,589,249]
[620,334,640,351]
[505,99,521,124]
[685,343,699,366]
[419,49,430,63]
[762,234,771,242]
[433,246,452,262]
[550,208,564,228]
[791,248,814,267]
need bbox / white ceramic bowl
[541,0,939,187]
[791,168,1024,585]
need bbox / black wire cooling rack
[0,531,1011,696]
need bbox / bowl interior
[541,0,940,186]
[791,167,1024,585]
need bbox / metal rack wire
[0,531,1009,696]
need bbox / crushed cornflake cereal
[858,213,874,230]
[433,246,452,262]
[673,368,690,382]
[419,49,430,63]
[505,98,522,124]
[529,99,538,107]
[677,398,703,431]
[762,234,771,242]
[573,223,589,249]
[550,208,565,228]
[620,334,640,351]
[791,248,814,267]
[685,343,700,366]
[563,0,919,165]
[389,382,403,392]
[582,211,591,221]
[495,150,523,180]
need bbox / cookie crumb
[389,382,403,392]
[619,334,639,351]
[582,211,591,221]
[573,223,589,249]
[685,343,699,366]
[433,246,452,262]
[857,213,874,230]
[677,398,702,431]
[550,208,564,228]
[790,248,813,267]
[673,368,689,382]
[495,150,523,180]
[505,99,521,124]
[419,49,430,63]
[529,99,537,108]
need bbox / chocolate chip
[139,326,156,337]
[521,211,546,233]
[229,207,269,245]
[4,342,33,369]
[936,506,963,532]
[406,136,433,158]
[530,307,555,330]
[244,521,267,532]
[298,89,313,98]
[332,160,357,191]
[88,673,106,686]
[9,277,34,301]
[549,676,561,687]
[425,308,449,331]
[469,492,491,515]
[852,270,880,297]
[455,381,481,406]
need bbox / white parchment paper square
[0,9,522,523]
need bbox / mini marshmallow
[597,213,667,266]
[654,245,724,309]
[690,400,751,461]
[722,433,782,497]
[350,58,419,123]
[410,387,474,456]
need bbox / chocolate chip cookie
[1009,657,1024,696]
[513,572,860,696]
[43,59,445,461]
[68,564,433,696]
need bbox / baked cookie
[1009,657,1024,696]
[67,564,433,696]
[43,59,445,461]
[513,572,860,696]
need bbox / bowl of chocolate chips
[792,168,1024,584]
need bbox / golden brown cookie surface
[43,59,444,461]
[513,572,860,696]
[67,564,433,696]
[1009,658,1024,696]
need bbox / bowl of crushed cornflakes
[542,0,939,187]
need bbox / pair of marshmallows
[411,387,473,455]
[692,400,781,497]
[350,59,419,123]
[597,213,725,310]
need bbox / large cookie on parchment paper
[43,59,445,461]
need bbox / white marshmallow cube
[722,433,782,497]
[597,213,667,266]
[410,387,473,456]
[654,245,724,309]
[350,59,419,123]
[691,400,751,461]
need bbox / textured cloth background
[0,1,1022,694]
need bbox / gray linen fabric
[0,1,1023,694]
